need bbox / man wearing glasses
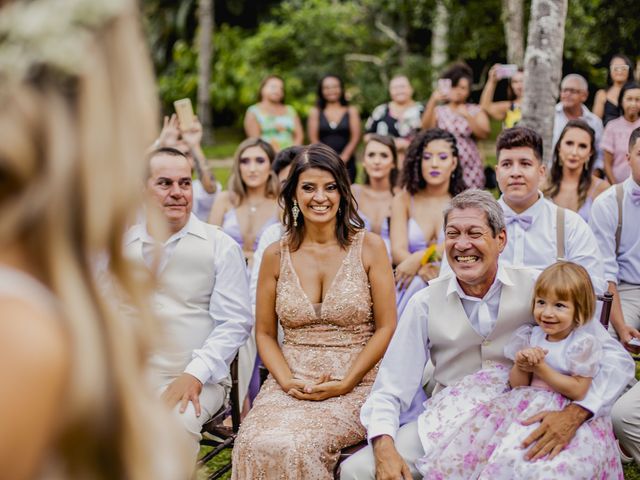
[553,73,604,168]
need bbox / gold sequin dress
[232,231,376,479]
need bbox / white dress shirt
[249,222,284,309]
[589,177,640,285]
[125,214,253,384]
[361,266,634,442]
[499,194,606,293]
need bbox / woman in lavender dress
[351,134,398,257]
[391,129,466,317]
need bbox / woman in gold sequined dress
[232,144,397,479]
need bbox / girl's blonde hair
[0,0,187,477]
[532,262,596,327]
[228,137,279,204]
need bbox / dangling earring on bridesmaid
[292,199,300,227]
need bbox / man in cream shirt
[125,147,253,459]
[340,189,633,479]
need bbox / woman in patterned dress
[232,144,396,479]
[422,63,490,188]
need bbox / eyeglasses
[611,65,630,72]
[561,88,583,95]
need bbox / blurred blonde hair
[532,262,596,327]
[0,0,188,478]
[228,137,279,204]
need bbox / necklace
[248,199,263,214]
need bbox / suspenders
[557,183,624,262]
[615,183,624,256]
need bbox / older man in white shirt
[125,147,253,460]
[590,127,640,465]
[553,74,604,169]
[339,189,633,480]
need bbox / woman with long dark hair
[308,74,361,182]
[232,144,396,478]
[391,128,466,315]
[593,54,635,126]
[602,81,640,183]
[543,120,610,221]
[351,134,398,255]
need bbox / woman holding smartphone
[422,63,490,188]
[480,63,524,129]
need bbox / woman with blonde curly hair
[0,0,188,478]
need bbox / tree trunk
[520,0,567,166]
[430,0,449,85]
[197,0,213,144]
[502,0,524,66]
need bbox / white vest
[427,267,537,389]
[126,226,217,378]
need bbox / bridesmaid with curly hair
[391,128,467,315]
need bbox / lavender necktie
[505,214,533,231]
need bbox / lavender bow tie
[631,188,640,206]
[505,214,533,231]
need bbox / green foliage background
[142,0,640,129]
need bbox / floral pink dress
[415,325,623,480]
[436,104,484,188]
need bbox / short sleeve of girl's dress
[503,324,533,361]
[566,330,603,378]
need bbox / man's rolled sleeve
[361,293,431,442]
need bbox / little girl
[415,262,623,479]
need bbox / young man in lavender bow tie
[494,127,606,293]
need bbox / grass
[202,127,245,160]
[197,446,232,480]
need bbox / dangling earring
[584,162,589,171]
[292,199,300,227]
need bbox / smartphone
[496,64,518,80]
[629,338,640,347]
[174,98,195,130]
[437,78,452,97]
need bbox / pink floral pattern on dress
[436,104,485,188]
[415,326,623,480]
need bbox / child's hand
[515,347,547,371]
